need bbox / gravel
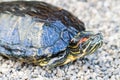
[0,0,120,80]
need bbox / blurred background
[0,0,120,80]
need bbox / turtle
[0,1,103,68]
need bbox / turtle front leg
[37,50,80,68]
[47,51,68,68]
[36,54,66,67]
[37,51,68,68]
[46,50,80,68]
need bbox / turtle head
[38,31,103,68]
[69,31,103,57]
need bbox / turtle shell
[0,1,85,60]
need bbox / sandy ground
[0,0,120,80]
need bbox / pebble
[56,69,65,77]
[0,0,120,80]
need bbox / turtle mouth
[79,33,103,55]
